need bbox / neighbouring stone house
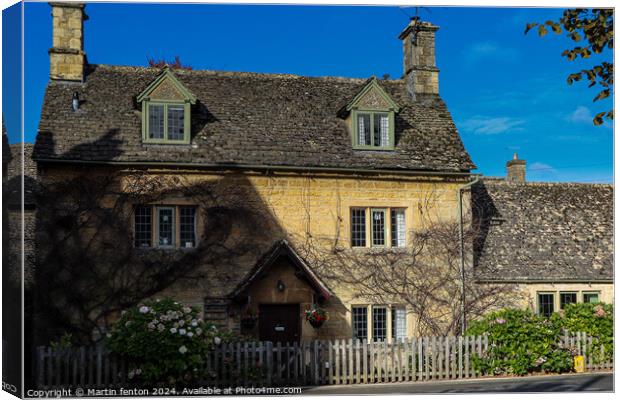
[473,157,613,317]
[28,3,612,345]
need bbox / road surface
[303,372,613,394]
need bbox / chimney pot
[506,154,526,183]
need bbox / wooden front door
[258,304,300,343]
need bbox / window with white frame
[392,307,407,342]
[372,306,388,342]
[134,205,197,249]
[350,207,407,248]
[391,209,406,248]
[351,208,367,247]
[371,209,386,247]
[352,307,368,341]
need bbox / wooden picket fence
[35,333,613,389]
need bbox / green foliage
[552,303,613,362]
[466,309,573,375]
[50,332,74,352]
[106,298,237,386]
[526,9,613,125]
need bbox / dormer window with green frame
[341,77,400,151]
[137,66,197,144]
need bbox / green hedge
[466,303,613,376]
[553,302,613,364]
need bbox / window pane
[583,292,600,303]
[352,307,368,341]
[392,307,407,341]
[372,209,386,246]
[391,209,406,247]
[357,114,371,146]
[157,207,174,247]
[148,104,164,139]
[351,208,366,247]
[538,293,554,317]
[560,292,577,309]
[373,113,389,147]
[167,105,185,140]
[134,206,152,247]
[372,306,387,342]
[180,206,196,248]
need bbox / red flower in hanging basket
[305,305,329,328]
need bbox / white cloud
[567,106,594,124]
[459,115,525,135]
[528,162,557,174]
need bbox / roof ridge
[89,63,404,84]
[481,178,613,187]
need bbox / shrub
[552,302,613,362]
[106,298,236,386]
[466,309,573,376]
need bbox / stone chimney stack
[49,2,88,82]
[506,153,526,183]
[398,18,440,95]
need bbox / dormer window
[354,111,393,148]
[146,103,187,142]
[137,66,197,145]
[341,77,400,151]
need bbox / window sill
[352,146,395,151]
[350,246,409,253]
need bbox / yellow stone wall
[512,282,614,313]
[38,166,613,340]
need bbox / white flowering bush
[106,298,236,386]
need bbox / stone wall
[49,3,86,81]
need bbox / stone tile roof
[6,143,37,207]
[34,64,475,172]
[473,179,613,282]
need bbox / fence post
[266,342,273,387]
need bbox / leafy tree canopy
[526,9,613,125]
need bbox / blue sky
[4,2,614,182]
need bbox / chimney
[506,153,526,183]
[398,18,440,95]
[49,2,88,82]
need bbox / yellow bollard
[573,355,585,372]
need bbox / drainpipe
[457,175,480,335]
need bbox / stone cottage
[29,3,612,344]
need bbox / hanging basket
[309,318,326,329]
[305,305,329,329]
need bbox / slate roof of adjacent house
[473,178,613,282]
[33,64,475,173]
[6,143,38,207]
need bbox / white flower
[179,329,187,336]
[178,320,185,327]
[195,328,202,336]
[170,327,177,334]
[106,333,112,338]
[156,298,161,302]
[139,306,150,314]
[191,320,198,327]
[187,332,194,338]
[125,321,132,327]
[183,306,192,314]
[135,368,142,375]
[157,324,165,332]
[179,345,187,354]
[128,371,135,379]
[214,337,222,345]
